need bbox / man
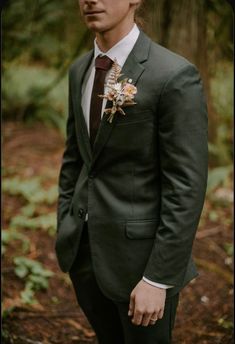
[55,0,208,343]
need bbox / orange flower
[123,83,137,97]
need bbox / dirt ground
[2,121,233,344]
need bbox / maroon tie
[89,55,113,148]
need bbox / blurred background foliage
[2,0,233,168]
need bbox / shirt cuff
[142,276,174,289]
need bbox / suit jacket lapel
[91,30,151,167]
[72,50,93,165]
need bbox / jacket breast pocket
[125,219,159,239]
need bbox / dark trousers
[69,222,179,344]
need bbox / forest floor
[2,121,233,344]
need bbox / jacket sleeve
[143,63,208,286]
[57,68,83,230]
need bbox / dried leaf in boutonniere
[99,58,137,123]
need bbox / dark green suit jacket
[55,30,208,302]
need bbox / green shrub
[2,65,68,134]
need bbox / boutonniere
[99,59,137,123]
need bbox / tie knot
[95,55,113,71]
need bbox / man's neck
[95,21,135,53]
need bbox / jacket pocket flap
[125,219,159,239]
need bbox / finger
[132,310,143,326]
[141,312,153,327]
[128,294,135,316]
[158,307,165,319]
[149,311,158,326]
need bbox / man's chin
[85,21,109,33]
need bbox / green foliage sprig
[13,257,54,305]
[2,177,58,204]
[10,213,56,236]
[3,176,57,236]
[207,165,233,194]
[2,230,30,255]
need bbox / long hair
[134,0,147,29]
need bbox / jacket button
[78,208,84,218]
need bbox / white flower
[113,83,122,92]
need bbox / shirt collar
[94,24,140,68]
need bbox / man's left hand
[128,280,166,326]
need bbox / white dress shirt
[81,24,173,290]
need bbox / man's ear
[130,0,142,13]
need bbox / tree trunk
[144,0,218,143]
